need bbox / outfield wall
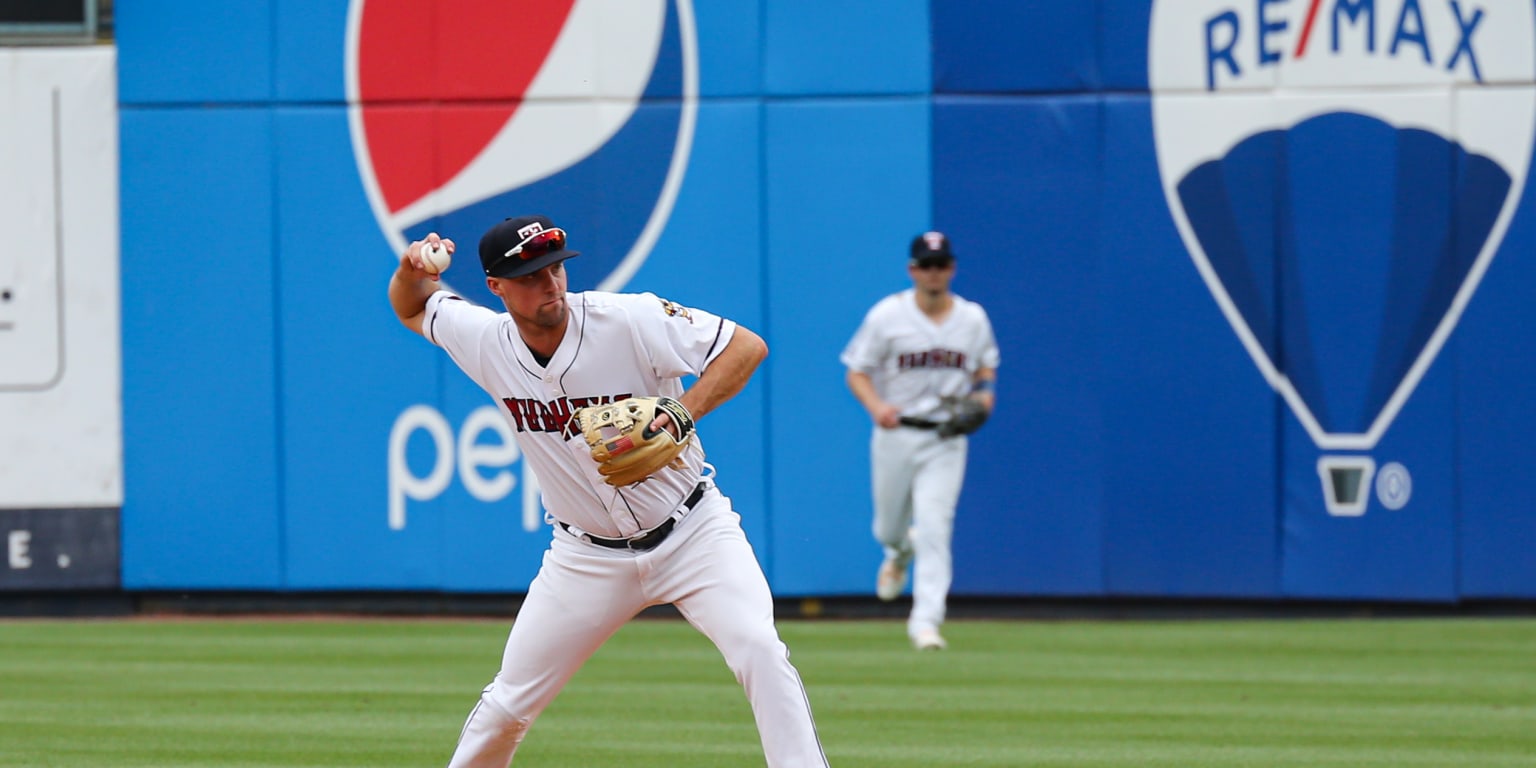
[51,1,1536,600]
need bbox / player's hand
[650,410,682,440]
[872,403,901,429]
[403,234,455,281]
[970,390,995,412]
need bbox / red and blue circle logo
[345,0,698,305]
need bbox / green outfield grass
[0,616,1532,767]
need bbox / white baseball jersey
[423,288,733,538]
[841,289,1000,420]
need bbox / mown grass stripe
[0,617,1531,767]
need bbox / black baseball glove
[937,395,990,438]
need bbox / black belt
[560,482,707,551]
[898,416,941,430]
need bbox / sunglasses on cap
[912,258,953,271]
[506,228,567,260]
[485,227,569,276]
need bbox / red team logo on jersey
[346,0,698,306]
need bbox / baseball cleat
[876,558,907,601]
[912,628,947,651]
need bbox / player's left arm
[676,325,766,422]
[970,305,1001,411]
[970,366,997,411]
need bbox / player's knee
[720,632,791,681]
[484,699,535,742]
[480,686,537,740]
[484,713,532,744]
[909,520,951,550]
[873,523,907,550]
[873,527,895,547]
[502,716,532,741]
[905,524,929,552]
[454,691,535,762]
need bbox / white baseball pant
[446,490,828,767]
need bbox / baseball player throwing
[841,231,999,651]
[389,214,829,767]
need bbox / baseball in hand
[421,243,452,274]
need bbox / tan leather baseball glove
[569,396,695,486]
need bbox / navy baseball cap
[909,231,954,266]
[478,215,581,278]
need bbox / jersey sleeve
[840,302,889,373]
[976,305,1001,370]
[422,291,504,382]
[626,293,737,378]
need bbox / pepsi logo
[1150,0,1536,450]
[345,0,699,306]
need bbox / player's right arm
[846,369,900,429]
[389,235,455,336]
[841,300,900,429]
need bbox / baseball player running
[389,214,829,767]
[841,231,999,651]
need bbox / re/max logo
[1202,0,1487,90]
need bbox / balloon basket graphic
[1317,456,1375,517]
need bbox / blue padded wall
[111,0,1536,601]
